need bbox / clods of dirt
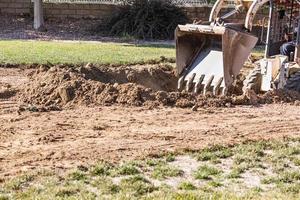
[18,64,177,108]
[16,64,300,110]
[260,89,300,104]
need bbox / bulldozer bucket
[176,24,258,95]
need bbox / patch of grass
[4,174,34,191]
[272,162,290,174]
[146,159,166,167]
[293,157,300,166]
[178,182,197,190]
[120,175,156,196]
[91,177,120,195]
[194,165,221,180]
[0,40,175,65]
[2,138,300,199]
[262,171,300,185]
[13,186,43,200]
[207,180,223,187]
[151,164,183,180]
[55,187,79,198]
[234,142,267,157]
[252,186,263,193]
[90,161,113,176]
[252,46,266,58]
[0,195,9,200]
[113,163,140,176]
[278,171,300,183]
[196,151,216,162]
[234,155,252,165]
[261,176,277,185]
[227,167,245,179]
[50,182,97,199]
[67,170,87,181]
[149,190,300,200]
[279,183,300,194]
[233,154,264,170]
[165,154,176,162]
[285,147,300,156]
[196,145,233,162]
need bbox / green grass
[178,182,197,190]
[1,138,300,199]
[146,159,166,167]
[151,164,183,180]
[227,167,245,179]
[251,45,265,58]
[89,161,113,176]
[67,170,87,181]
[0,40,175,65]
[3,174,34,191]
[90,177,120,195]
[207,180,223,187]
[119,175,157,196]
[195,145,233,162]
[194,165,221,180]
[165,153,176,162]
[293,157,300,166]
[112,163,140,176]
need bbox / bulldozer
[176,0,300,95]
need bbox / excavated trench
[10,64,300,111]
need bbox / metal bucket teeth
[186,73,196,92]
[178,74,226,95]
[213,77,223,95]
[177,47,226,95]
[175,24,258,97]
[221,87,228,96]
[203,75,214,95]
[194,75,205,94]
[177,76,185,90]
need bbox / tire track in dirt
[1,104,300,179]
[1,66,300,180]
[0,100,19,114]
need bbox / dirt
[15,64,300,111]
[0,15,173,45]
[1,64,300,180]
[0,15,104,41]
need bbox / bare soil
[0,15,172,45]
[0,15,104,41]
[1,64,300,180]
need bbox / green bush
[107,0,188,39]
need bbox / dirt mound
[17,64,300,110]
[18,64,176,108]
[259,89,300,104]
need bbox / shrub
[107,0,188,39]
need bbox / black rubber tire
[284,71,300,93]
[243,64,262,94]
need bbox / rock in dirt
[58,86,75,104]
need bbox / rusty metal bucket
[176,24,258,95]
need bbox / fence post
[33,0,45,30]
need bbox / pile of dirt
[260,89,300,105]
[17,64,300,111]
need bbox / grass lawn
[0,40,175,65]
[0,40,267,65]
[1,138,300,200]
